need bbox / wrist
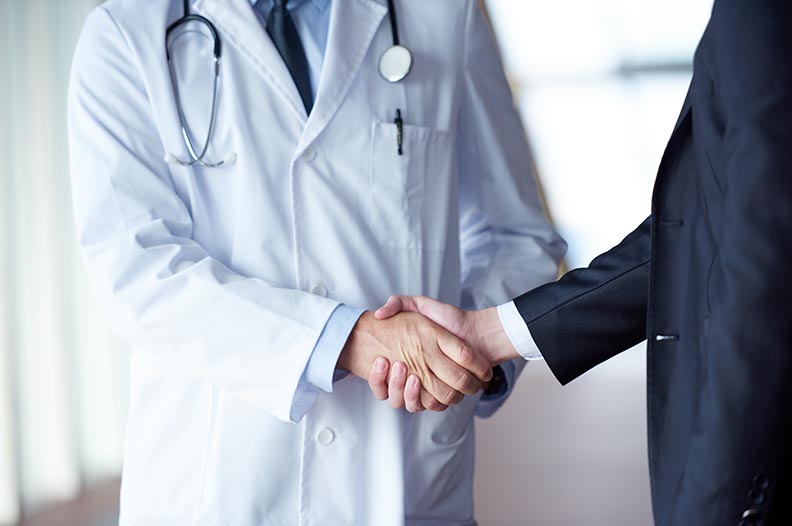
[468,307,518,365]
[337,311,375,375]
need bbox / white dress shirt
[497,301,544,360]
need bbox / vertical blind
[0,1,129,523]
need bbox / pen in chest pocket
[394,109,404,156]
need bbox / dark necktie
[266,0,314,114]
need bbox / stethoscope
[164,0,412,168]
[379,0,413,83]
[164,0,233,167]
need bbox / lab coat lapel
[297,0,388,152]
[195,0,308,124]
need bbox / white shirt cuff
[305,304,365,392]
[289,305,364,423]
[496,301,543,361]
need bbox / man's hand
[337,311,493,411]
[369,296,520,412]
[375,296,516,365]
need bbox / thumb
[374,295,404,319]
[375,295,431,319]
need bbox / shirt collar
[250,0,329,11]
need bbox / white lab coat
[67,0,565,524]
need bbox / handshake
[337,296,520,413]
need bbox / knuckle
[456,343,474,365]
[455,370,477,394]
[423,396,441,411]
[439,387,460,406]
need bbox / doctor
[68,0,565,524]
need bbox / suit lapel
[195,0,308,124]
[296,0,388,153]
[651,86,693,209]
[671,86,692,135]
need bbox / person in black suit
[367,1,792,524]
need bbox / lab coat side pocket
[120,369,216,518]
[369,122,456,251]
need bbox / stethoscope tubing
[386,0,401,46]
[165,0,227,167]
[165,0,410,167]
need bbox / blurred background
[0,0,712,524]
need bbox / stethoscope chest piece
[379,44,412,83]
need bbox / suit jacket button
[747,488,765,505]
[753,475,770,490]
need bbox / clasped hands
[337,296,517,413]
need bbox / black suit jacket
[513,2,792,525]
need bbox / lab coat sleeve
[290,305,363,421]
[68,7,335,423]
[457,2,567,416]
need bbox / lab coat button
[303,148,317,162]
[311,283,328,297]
[316,428,335,445]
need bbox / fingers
[388,362,408,408]
[370,360,426,413]
[436,331,493,384]
[374,295,427,320]
[404,375,425,413]
[421,388,448,412]
[368,357,390,401]
[421,335,487,400]
[423,375,466,406]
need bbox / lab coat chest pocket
[369,122,457,250]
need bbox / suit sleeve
[457,1,567,415]
[679,1,792,517]
[514,218,651,385]
[68,7,340,423]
